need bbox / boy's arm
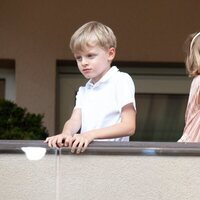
[88,103,136,139]
[62,108,82,136]
[44,108,81,147]
[70,103,136,153]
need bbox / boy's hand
[70,133,94,154]
[44,132,94,154]
[44,134,73,148]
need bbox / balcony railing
[1,140,200,200]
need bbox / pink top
[178,75,200,142]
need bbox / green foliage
[0,99,48,140]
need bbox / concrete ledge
[1,140,200,156]
[1,140,200,200]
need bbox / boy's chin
[84,75,91,79]
[83,74,93,79]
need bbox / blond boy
[45,21,136,153]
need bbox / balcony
[1,140,200,200]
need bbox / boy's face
[74,45,115,84]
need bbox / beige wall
[1,151,200,200]
[0,0,199,134]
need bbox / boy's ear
[108,47,116,61]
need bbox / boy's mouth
[82,68,92,73]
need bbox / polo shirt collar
[86,66,119,88]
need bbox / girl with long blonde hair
[178,32,200,142]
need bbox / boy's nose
[81,57,88,66]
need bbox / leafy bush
[0,99,48,139]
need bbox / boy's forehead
[73,35,103,51]
[74,43,104,54]
[80,40,97,49]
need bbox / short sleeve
[191,76,200,107]
[75,86,84,108]
[116,73,136,111]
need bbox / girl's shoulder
[192,75,200,86]
[194,75,200,81]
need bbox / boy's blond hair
[70,21,117,53]
[184,32,200,77]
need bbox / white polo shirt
[75,66,136,141]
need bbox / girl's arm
[197,86,200,105]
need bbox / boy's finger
[57,136,64,147]
[68,136,76,148]
[76,141,84,154]
[71,139,80,153]
[81,141,89,153]
[44,137,50,143]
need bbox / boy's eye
[75,56,82,61]
[87,54,96,58]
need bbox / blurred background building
[0,0,199,141]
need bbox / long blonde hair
[184,32,200,77]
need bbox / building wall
[0,0,199,134]
[1,148,200,200]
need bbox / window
[0,79,5,99]
[133,93,187,141]
[0,59,15,101]
[56,61,191,142]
